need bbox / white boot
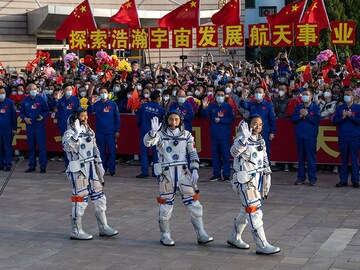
[159,219,175,246]
[252,226,280,255]
[70,215,93,240]
[95,211,118,237]
[191,217,214,244]
[227,218,250,249]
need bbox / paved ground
[0,160,359,270]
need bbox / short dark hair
[150,90,161,101]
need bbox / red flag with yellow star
[266,0,306,26]
[211,0,240,26]
[300,0,330,31]
[56,0,97,40]
[110,0,140,28]
[158,0,200,29]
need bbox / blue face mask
[113,86,120,93]
[255,93,263,101]
[344,95,352,103]
[216,96,225,103]
[178,97,186,104]
[302,95,310,103]
[279,77,287,83]
[0,94,5,100]
[30,90,37,97]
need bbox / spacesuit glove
[239,120,252,143]
[191,169,199,184]
[262,174,271,199]
[73,119,82,140]
[150,116,162,137]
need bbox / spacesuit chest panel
[160,135,187,163]
[78,133,95,159]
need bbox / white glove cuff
[72,132,79,141]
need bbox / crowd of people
[0,50,360,189]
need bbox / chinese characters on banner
[68,21,356,50]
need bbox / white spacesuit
[228,118,280,255]
[144,111,213,246]
[62,110,118,240]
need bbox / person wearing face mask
[331,83,343,102]
[291,89,321,186]
[240,86,276,160]
[273,83,290,119]
[118,87,133,113]
[314,88,337,119]
[0,87,17,171]
[225,82,240,108]
[161,89,171,111]
[126,61,140,83]
[88,88,120,177]
[136,91,165,178]
[333,89,360,188]
[201,88,235,181]
[53,83,80,171]
[169,89,194,132]
[20,83,50,173]
[141,88,151,104]
[143,112,214,246]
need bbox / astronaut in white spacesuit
[62,109,118,240]
[227,115,280,255]
[144,110,213,246]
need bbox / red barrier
[13,114,341,163]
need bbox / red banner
[13,114,342,164]
[331,21,356,46]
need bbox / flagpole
[288,0,308,59]
[158,48,161,63]
[87,0,97,28]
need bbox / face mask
[143,93,150,98]
[279,90,285,97]
[12,91,17,95]
[194,90,200,96]
[236,87,242,92]
[80,92,87,97]
[163,96,169,101]
[0,94,5,100]
[100,93,108,100]
[18,91,23,95]
[302,95,310,103]
[324,92,331,98]
[127,94,132,99]
[136,85,142,90]
[48,90,53,95]
[219,70,224,74]
[156,88,163,93]
[344,95,352,103]
[43,90,49,95]
[225,73,230,77]
[279,77,287,83]
[216,96,225,103]
[255,93,263,101]
[172,90,177,96]
[225,87,232,94]
[84,85,89,90]
[207,92,213,96]
[65,91,72,97]
[187,91,193,96]
[178,97,186,104]
[113,86,120,93]
[318,91,323,96]
[39,81,44,86]
[30,90,37,97]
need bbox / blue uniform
[239,99,276,159]
[0,98,17,169]
[291,102,320,184]
[88,99,120,174]
[201,102,235,178]
[333,103,360,185]
[54,95,80,167]
[136,101,165,176]
[118,98,131,113]
[20,95,50,170]
[169,102,194,132]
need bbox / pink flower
[64,63,70,70]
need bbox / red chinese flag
[158,0,200,29]
[260,79,269,91]
[110,0,140,28]
[345,56,353,73]
[211,0,240,26]
[266,0,306,26]
[72,84,78,97]
[56,0,97,40]
[302,63,312,82]
[300,0,330,31]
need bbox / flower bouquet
[80,97,89,110]
[117,59,132,81]
[351,55,360,70]
[316,49,337,83]
[64,52,79,73]
[95,51,112,72]
[36,50,51,67]
[186,96,200,113]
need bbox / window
[245,0,255,9]
[259,6,277,17]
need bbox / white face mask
[255,93,263,101]
[30,90,37,97]
[279,90,285,97]
[324,92,331,98]
[84,85,89,90]
[187,91,192,96]
[48,90,53,95]
[18,91,23,95]
[0,94,5,100]
[172,90,177,97]
[225,87,232,94]
[65,91,72,97]
[178,97,186,104]
[207,92,213,96]
[80,92,87,97]
[143,93,150,98]
[12,91,17,95]
[194,90,200,96]
[163,96,169,101]
[127,94,132,99]
[216,96,225,103]
[136,85,142,90]
[100,93,108,100]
